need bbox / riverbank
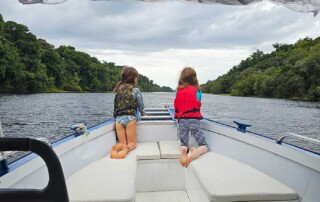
[204,93,319,102]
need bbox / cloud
[87,48,251,88]
[0,0,319,88]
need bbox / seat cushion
[127,142,161,160]
[159,140,180,159]
[67,158,136,202]
[189,152,298,202]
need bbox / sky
[0,0,319,89]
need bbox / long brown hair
[113,66,139,92]
[177,67,200,90]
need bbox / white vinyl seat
[67,158,137,202]
[187,152,298,202]
[126,142,161,160]
[67,142,161,201]
[159,140,181,159]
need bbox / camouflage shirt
[113,84,138,118]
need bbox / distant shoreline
[0,91,175,94]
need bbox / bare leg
[180,146,188,167]
[126,120,137,152]
[114,122,128,159]
[186,147,197,166]
[186,146,208,166]
[116,122,127,145]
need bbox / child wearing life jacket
[174,67,208,167]
[111,66,145,159]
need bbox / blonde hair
[114,66,139,92]
[177,67,200,90]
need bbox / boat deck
[136,191,190,202]
[66,140,298,202]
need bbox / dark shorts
[178,119,207,147]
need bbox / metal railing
[0,120,6,159]
[0,120,9,175]
[141,107,172,121]
[277,133,320,145]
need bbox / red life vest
[174,86,202,119]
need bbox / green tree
[0,17,171,93]
[202,37,320,101]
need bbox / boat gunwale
[2,118,116,177]
[2,107,319,176]
[202,118,320,157]
[201,120,320,172]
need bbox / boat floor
[136,191,190,202]
[67,141,299,202]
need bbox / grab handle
[277,133,320,145]
[0,138,69,202]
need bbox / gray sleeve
[133,88,145,115]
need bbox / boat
[1,1,320,201]
[0,107,319,202]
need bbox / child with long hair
[111,66,145,159]
[174,67,208,167]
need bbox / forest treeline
[201,37,320,101]
[0,14,172,93]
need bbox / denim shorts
[116,115,136,127]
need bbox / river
[0,93,319,154]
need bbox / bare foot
[186,147,199,166]
[110,144,122,158]
[110,145,119,159]
[180,146,188,167]
[118,144,128,159]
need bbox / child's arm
[196,90,202,102]
[133,88,146,115]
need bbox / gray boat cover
[18,0,320,16]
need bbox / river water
[0,93,319,154]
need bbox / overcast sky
[0,0,319,88]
